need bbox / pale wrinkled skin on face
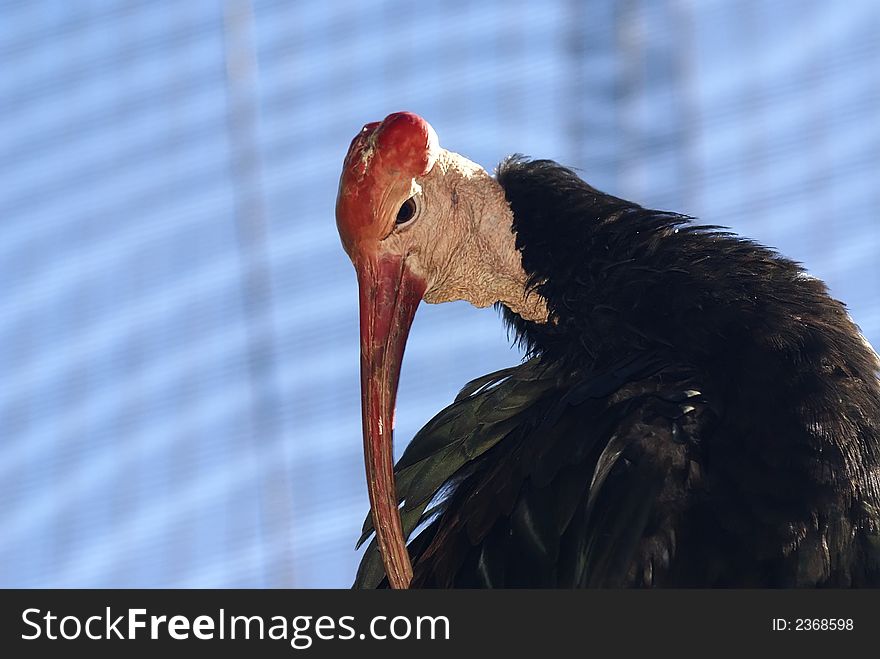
[374,149,549,323]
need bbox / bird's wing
[569,381,711,587]
[353,356,559,588]
[354,352,718,588]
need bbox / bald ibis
[335,112,880,588]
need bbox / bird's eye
[396,197,417,225]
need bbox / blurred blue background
[1,0,878,588]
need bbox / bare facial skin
[376,149,550,323]
[336,114,549,589]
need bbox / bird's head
[335,112,545,588]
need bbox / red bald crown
[336,112,440,256]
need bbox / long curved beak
[356,254,426,589]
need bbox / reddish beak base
[357,254,426,589]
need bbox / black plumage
[355,156,880,588]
